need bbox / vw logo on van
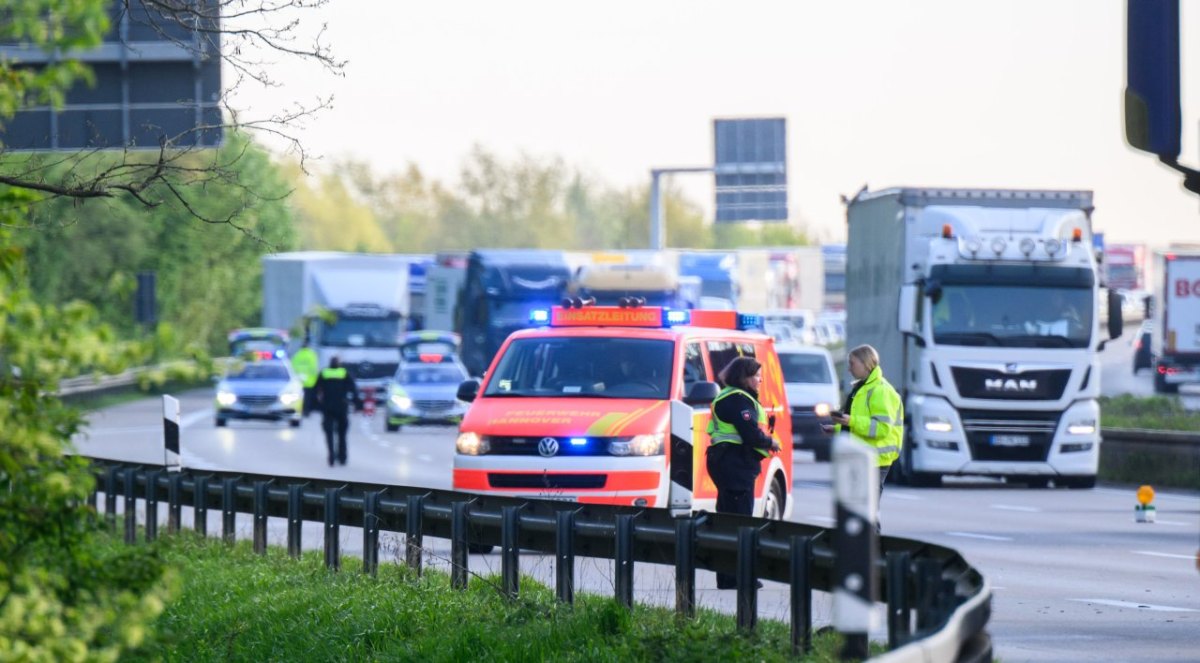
[537,437,559,457]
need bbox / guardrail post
[194,475,209,537]
[674,516,697,618]
[615,514,636,608]
[253,480,271,555]
[501,505,521,599]
[324,487,342,570]
[405,494,425,575]
[451,501,471,590]
[104,466,118,528]
[832,436,878,660]
[167,473,183,534]
[144,470,160,541]
[736,526,760,631]
[790,535,814,655]
[555,510,575,604]
[222,478,238,544]
[287,484,304,559]
[363,491,381,577]
[123,467,137,544]
[915,558,941,631]
[887,551,912,648]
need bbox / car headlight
[216,390,237,406]
[456,432,489,455]
[390,394,413,410]
[279,386,303,406]
[1066,419,1096,436]
[608,433,664,456]
[923,416,953,433]
[813,402,831,417]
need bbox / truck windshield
[484,337,674,399]
[932,285,1093,348]
[320,317,404,347]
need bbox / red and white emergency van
[452,304,794,520]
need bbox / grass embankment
[126,533,862,662]
[1099,394,1200,431]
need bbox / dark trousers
[302,387,316,417]
[714,488,753,588]
[322,412,349,465]
[877,465,890,534]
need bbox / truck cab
[847,188,1123,489]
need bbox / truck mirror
[683,381,720,406]
[1107,289,1125,340]
[1125,0,1181,158]
[456,378,481,403]
[924,280,942,303]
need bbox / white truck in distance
[1149,249,1200,393]
[846,188,1123,488]
[262,252,411,398]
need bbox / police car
[452,304,794,519]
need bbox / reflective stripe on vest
[321,367,348,379]
[706,387,769,458]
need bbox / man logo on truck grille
[985,378,1037,392]
[538,437,559,457]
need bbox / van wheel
[215,417,227,427]
[911,472,942,488]
[762,475,785,520]
[386,421,401,433]
[1060,475,1096,489]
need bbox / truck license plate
[991,434,1031,447]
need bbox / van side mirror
[456,378,481,403]
[1107,289,1124,340]
[898,284,925,347]
[684,381,720,406]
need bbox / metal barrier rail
[1103,427,1200,447]
[86,458,991,661]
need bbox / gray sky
[236,0,1200,248]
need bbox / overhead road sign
[714,117,788,222]
[0,0,223,151]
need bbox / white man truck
[262,252,411,399]
[1150,249,1200,393]
[846,188,1123,488]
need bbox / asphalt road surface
[74,358,1199,662]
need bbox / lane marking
[417,454,433,462]
[886,492,922,501]
[990,504,1041,513]
[1153,520,1191,527]
[180,408,212,429]
[1132,550,1197,561]
[944,531,1013,542]
[793,481,829,489]
[804,515,835,524]
[1067,598,1198,613]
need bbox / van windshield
[779,353,832,384]
[484,337,674,399]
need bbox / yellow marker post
[1134,484,1156,524]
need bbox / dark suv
[1132,321,1153,373]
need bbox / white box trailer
[1150,250,1200,392]
[846,188,1123,488]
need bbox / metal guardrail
[85,458,991,661]
[1103,427,1200,446]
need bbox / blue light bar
[737,313,764,331]
[529,308,551,325]
[663,309,690,326]
[569,437,588,446]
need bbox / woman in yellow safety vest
[825,344,904,491]
[706,356,781,590]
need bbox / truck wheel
[1025,477,1050,489]
[911,472,942,488]
[386,421,401,433]
[1154,370,1180,394]
[1061,475,1096,489]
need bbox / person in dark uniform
[706,356,781,589]
[313,356,363,466]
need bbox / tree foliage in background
[13,132,296,354]
[287,146,811,253]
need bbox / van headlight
[813,402,831,417]
[456,432,489,455]
[923,416,954,433]
[609,433,664,456]
[1066,419,1096,436]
